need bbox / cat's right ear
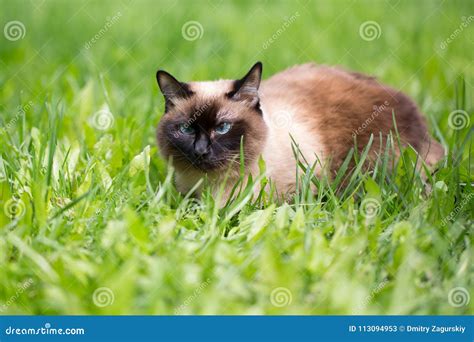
[156,70,193,110]
[227,62,263,108]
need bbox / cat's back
[259,62,385,166]
[260,62,382,114]
[259,62,443,171]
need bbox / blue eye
[215,122,232,134]
[179,123,195,134]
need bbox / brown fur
[156,62,444,199]
[261,64,444,174]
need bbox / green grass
[0,0,473,315]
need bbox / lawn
[0,0,473,315]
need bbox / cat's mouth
[191,156,232,171]
[193,159,223,171]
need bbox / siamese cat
[156,62,444,200]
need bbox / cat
[155,62,444,200]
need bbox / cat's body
[156,62,444,199]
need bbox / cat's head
[156,62,267,174]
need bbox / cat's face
[156,62,267,173]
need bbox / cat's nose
[194,136,210,156]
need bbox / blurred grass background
[0,0,472,314]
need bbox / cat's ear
[156,70,193,110]
[228,62,262,107]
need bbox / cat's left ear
[228,62,262,107]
